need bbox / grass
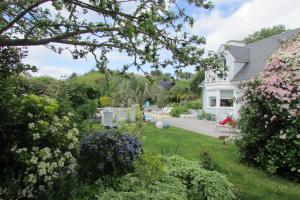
[141,125,300,200]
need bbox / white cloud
[31,65,88,79]
[192,0,300,51]
[212,0,246,6]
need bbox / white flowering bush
[1,94,79,199]
[236,33,300,181]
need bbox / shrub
[72,155,235,200]
[200,150,219,171]
[1,94,79,199]
[134,153,164,185]
[118,106,145,137]
[76,99,98,119]
[184,100,202,109]
[165,155,235,200]
[236,33,300,181]
[198,112,215,121]
[99,96,111,107]
[78,130,142,182]
[170,105,189,117]
[58,79,101,121]
[99,174,187,200]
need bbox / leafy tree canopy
[190,69,204,95]
[0,0,214,73]
[243,25,287,44]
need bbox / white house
[200,28,300,119]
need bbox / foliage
[170,104,189,117]
[184,100,202,109]
[164,155,235,200]
[1,0,214,73]
[0,47,36,79]
[82,173,187,200]
[0,94,79,199]
[72,154,234,200]
[142,125,300,200]
[170,80,191,102]
[197,112,215,121]
[134,153,165,185]
[78,130,142,182]
[99,96,111,107]
[175,69,193,80]
[118,106,145,137]
[20,76,61,97]
[200,150,219,171]
[69,180,105,200]
[190,70,205,95]
[170,100,202,117]
[197,51,227,78]
[109,73,169,107]
[59,76,102,120]
[243,25,287,44]
[236,33,300,181]
[0,47,79,199]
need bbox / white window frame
[208,96,217,108]
[220,90,234,108]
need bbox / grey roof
[231,28,300,81]
[225,45,250,62]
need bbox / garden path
[163,117,231,138]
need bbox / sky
[24,0,300,78]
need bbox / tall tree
[0,0,213,73]
[243,25,287,44]
[190,69,204,95]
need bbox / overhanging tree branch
[0,0,51,34]
[0,0,214,72]
[0,26,121,46]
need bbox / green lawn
[141,125,300,200]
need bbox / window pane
[220,99,233,107]
[220,90,233,99]
[209,97,216,107]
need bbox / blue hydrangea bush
[79,130,142,181]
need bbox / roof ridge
[245,27,300,46]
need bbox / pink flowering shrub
[236,33,300,181]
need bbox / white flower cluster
[8,113,79,199]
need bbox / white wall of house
[225,52,235,80]
[202,81,241,119]
[201,46,245,120]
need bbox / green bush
[200,150,219,171]
[72,155,234,200]
[184,100,202,109]
[205,112,213,121]
[99,174,187,200]
[170,100,202,118]
[1,95,79,199]
[134,153,164,185]
[99,96,111,107]
[236,33,300,181]
[170,105,189,117]
[198,112,215,121]
[165,155,235,200]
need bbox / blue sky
[24,0,300,78]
